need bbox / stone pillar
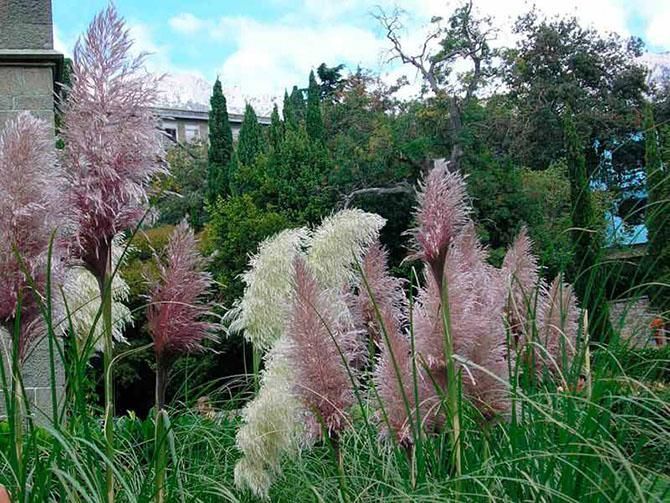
[0,0,64,421]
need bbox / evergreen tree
[207,78,234,202]
[644,107,670,315]
[564,112,613,342]
[282,90,293,125]
[317,62,345,101]
[237,104,265,166]
[268,103,283,151]
[306,70,324,141]
[289,85,306,125]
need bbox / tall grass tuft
[60,6,166,500]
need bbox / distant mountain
[638,51,670,86]
[155,72,279,117]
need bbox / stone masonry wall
[0,65,55,131]
[0,0,53,50]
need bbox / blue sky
[53,0,670,97]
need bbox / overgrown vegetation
[1,1,669,502]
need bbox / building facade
[156,106,271,145]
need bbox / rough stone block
[0,66,53,95]
[0,0,53,50]
[14,94,53,110]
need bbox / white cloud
[213,17,384,95]
[639,1,670,49]
[158,0,668,100]
[168,13,208,35]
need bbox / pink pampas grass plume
[356,243,419,444]
[0,112,66,360]
[414,224,510,421]
[147,222,217,360]
[353,243,407,344]
[502,227,541,348]
[286,257,354,438]
[409,164,469,287]
[61,5,165,279]
[534,276,579,378]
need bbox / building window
[164,128,177,143]
[185,124,200,142]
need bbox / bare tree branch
[340,182,414,209]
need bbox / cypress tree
[207,78,234,202]
[289,85,306,125]
[237,104,264,166]
[644,107,670,314]
[282,90,294,127]
[268,103,283,151]
[306,70,324,141]
[564,111,613,342]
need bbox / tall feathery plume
[502,227,541,348]
[0,112,66,361]
[415,225,510,420]
[61,5,165,280]
[147,222,216,405]
[452,226,510,420]
[306,209,386,368]
[60,8,165,497]
[360,244,420,445]
[146,222,216,503]
[410,165,469,288]
[410,166,470,474]
[61,236,132,355]
[227,228,308,352]
[287,257,354,439]
[534,276,579,378]
[0,112,66,481]
[306,209,386,290]
[234,337,308,500]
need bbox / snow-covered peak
[154,72,279,117]
[638,51,670,86]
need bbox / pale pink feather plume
[0,113,66,360]
[61,5,165,278]
[502,227,540,348]
[357,244,419,444]
[534,276,579,377]
[286,257,354,438]
[353,243,407,344]
[414,224,511,421]
[410,164,469,285]
[147,222,217,358]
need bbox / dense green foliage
[564,112,613,341]
[306,70,324,141]
[154,142,208,230]
[207,78,234,202]
[501,12,646,176]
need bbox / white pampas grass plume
[62,267,131,354]
[227,228,308,352]
[306,209,386,290]
[60,235,132,353]
[234,337,308,499]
